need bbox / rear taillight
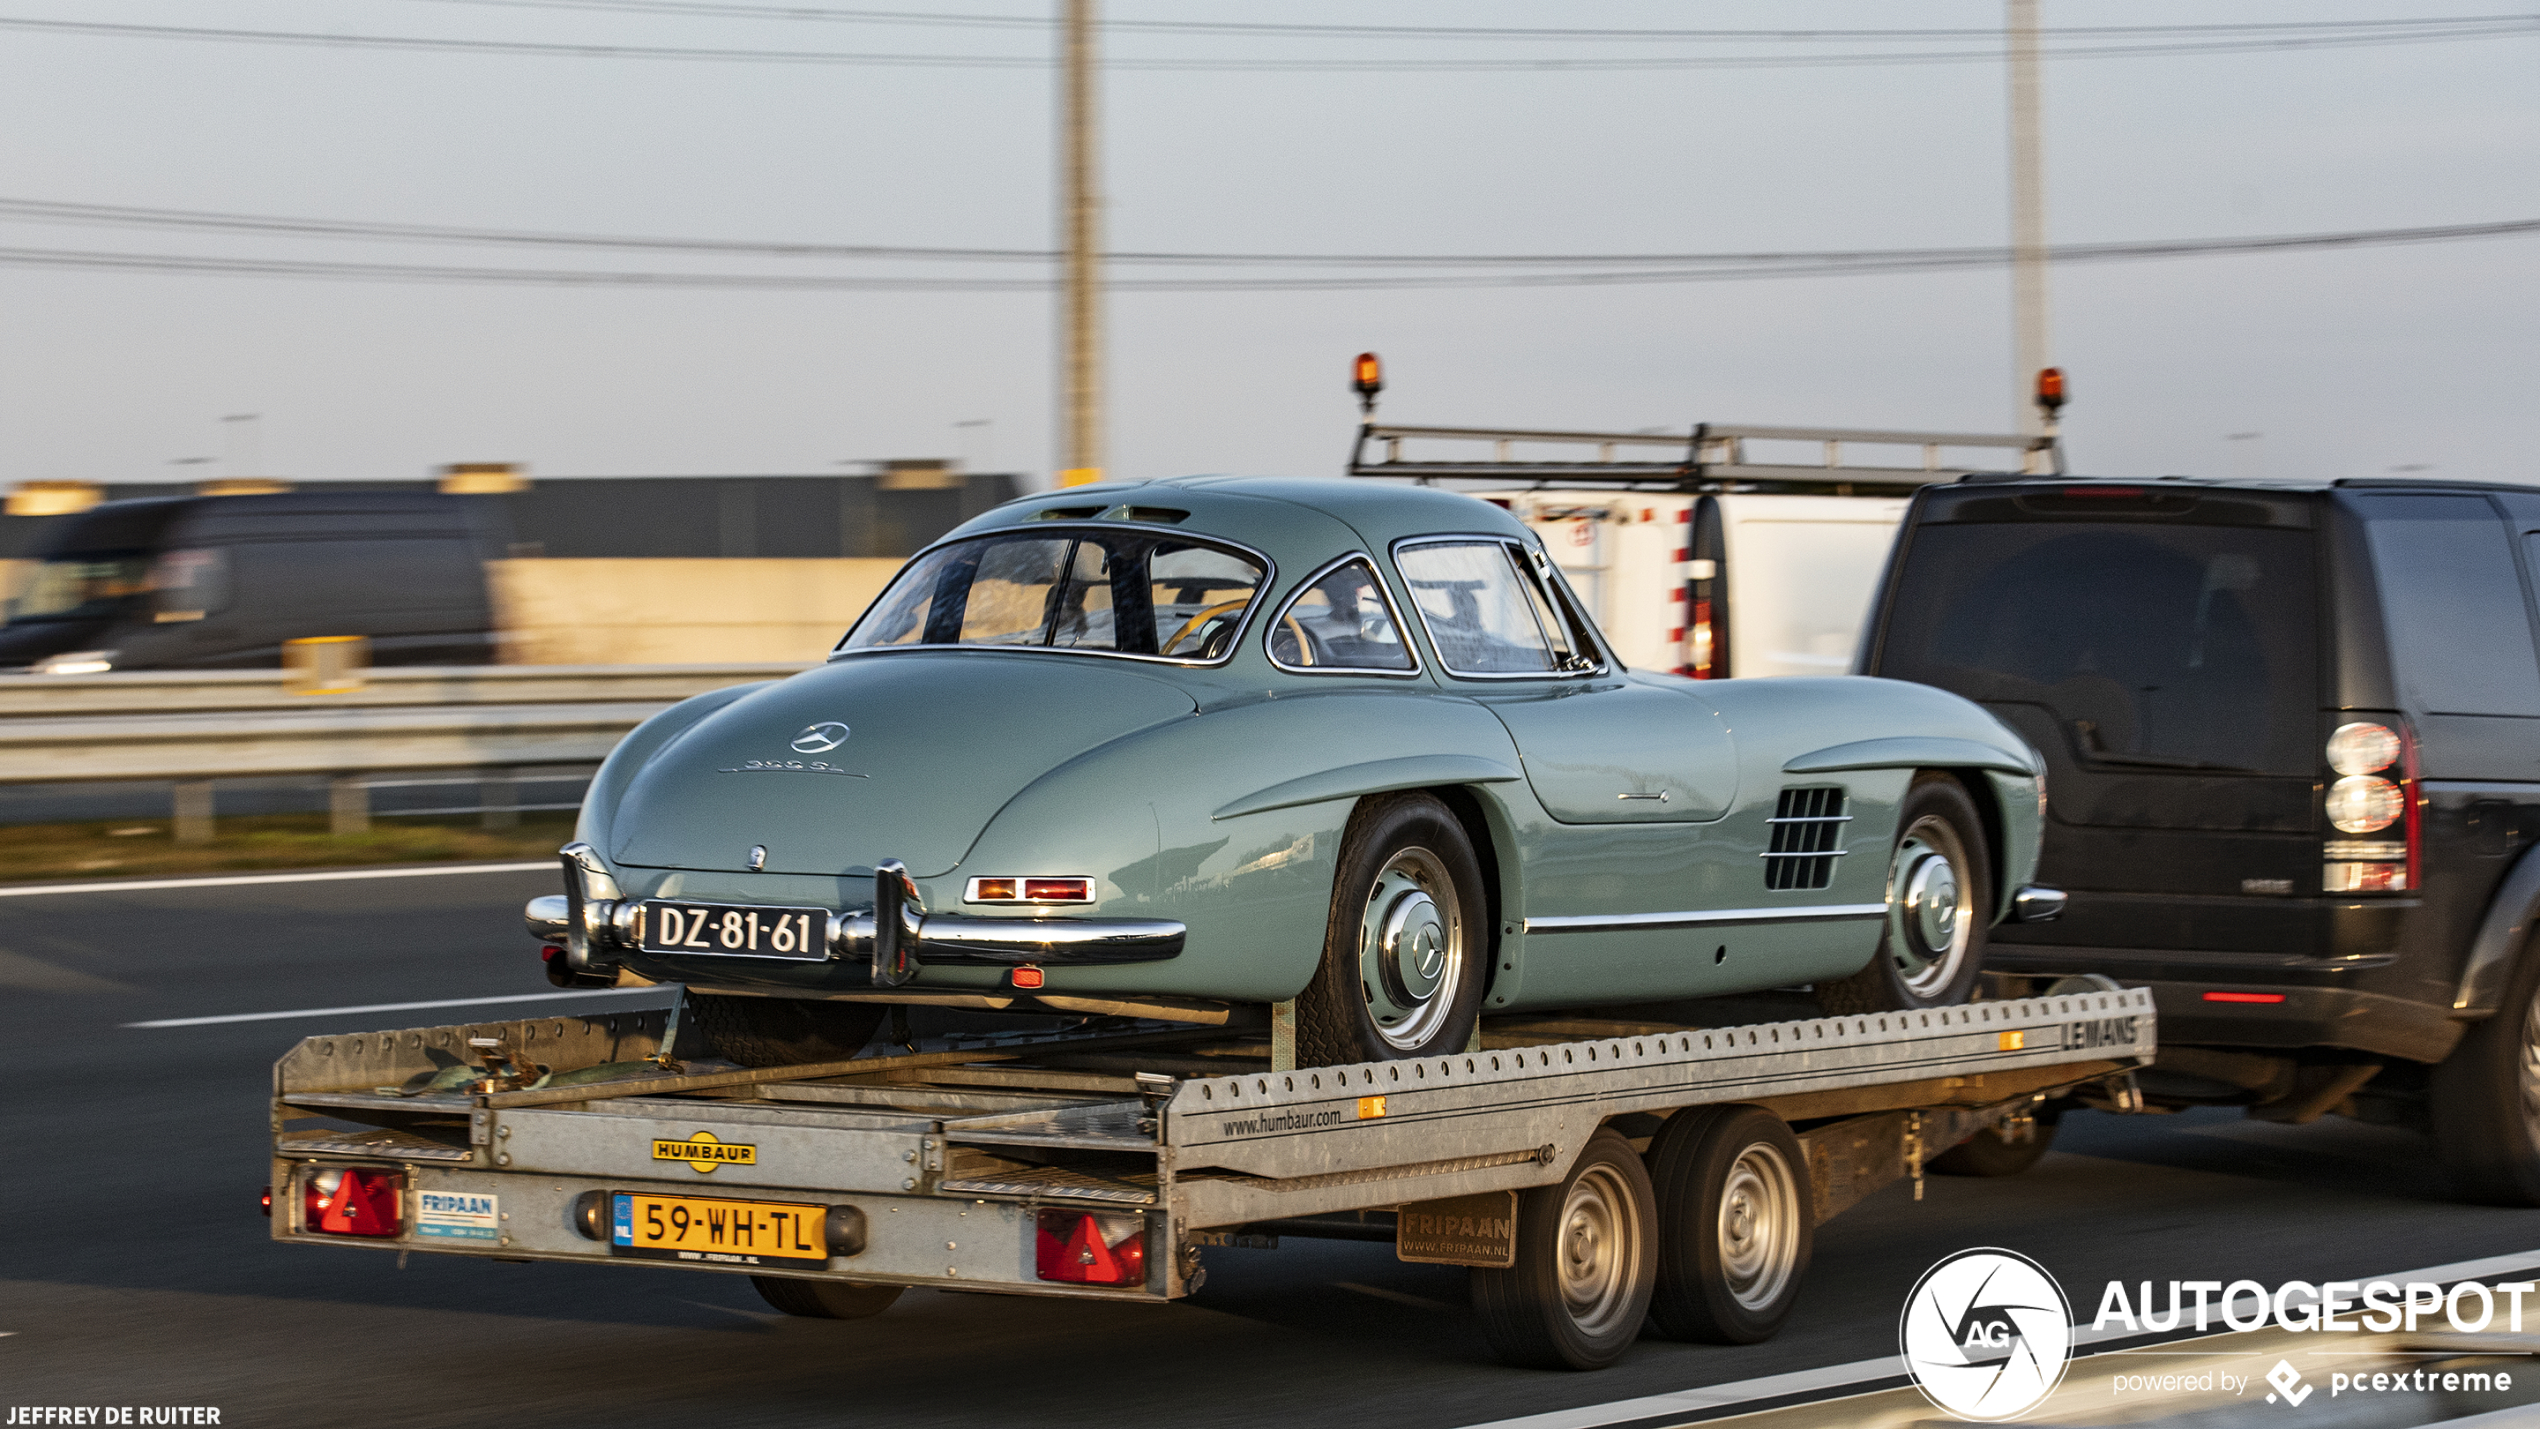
[966,876,1094,904]
[2322,721,2416,893]
[1034,1209,1146,1286]
[303,1166,404,1237]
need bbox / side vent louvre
[1764,787,1849,891]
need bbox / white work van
[1347,420,2058,680]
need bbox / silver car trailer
[267,983,2153,1370]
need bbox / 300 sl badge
[653,1130,757,1174]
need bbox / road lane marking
[1452,1247,2540,1429]
[0,861,554,899]
[125,986,668,1028]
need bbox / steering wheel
[1278,613,1315,665]
[1162,598,1251,656]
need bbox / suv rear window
[1877,521,2318,774]
[2354,495,2540,715]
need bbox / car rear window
[841,527,1268,662]
[1876,521,2319,774]
[2354,495,2540,716]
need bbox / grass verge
[0,811,575,883]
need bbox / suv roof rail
[1347,421,2061,493]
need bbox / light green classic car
[529,476,2060,1067]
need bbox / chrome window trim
[833,522,1276,670]
[1262,551,1426,680]
[1390,535,1610,682]
[1524,903,1886,934]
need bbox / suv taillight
[2323,720,2416,893]
[302,1166,405,1237]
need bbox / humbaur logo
[1901,1248,2074,1421]
[652,1130,756,1174]
[790,722,850,754]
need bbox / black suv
[1861,476,2540,1203]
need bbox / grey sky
[0,1,2530,491]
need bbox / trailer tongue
[270,983,2151,1369]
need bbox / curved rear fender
[962,691,1521,1003]
[1430,781,1526,1012]
[574,681,777,857]
[2454,843,2540,1018]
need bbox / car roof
[1955,474,2539,497]
[953,475,1532,557]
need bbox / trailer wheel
[1471,1129,1657,1370]
[1297,793,1487,1067]
[2432,939,2540,1205]
[750,1275,903,1320]
[1818,774,1989,1014]
[1930,1111,2060,1178]
[1644,1107,1812,1344]
[690,994,885,1069]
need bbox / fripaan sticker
[652,1130,757,1173]
[1901,1248,2074,1421]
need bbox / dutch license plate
[611,1191,829,1266]
[636,901,828,959]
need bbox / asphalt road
[6,865,2540,1428]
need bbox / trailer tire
[1471,1129,1657,1371]
[1297,793,1487,1068]
[1643,1106,1811,1344]
[2432,939,2540,1206]
[1930,1111,2060,1178]
[750,1275,903,1320]
[1818,774,1989,1015]
[690,993,886,1069]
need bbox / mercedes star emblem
[790,722,851,754]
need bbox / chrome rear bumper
[524,848,1185,987]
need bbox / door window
[1397,540,1589,676]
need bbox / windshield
[842,527,1268,661]
[9,553,154,624]
[1875,521,2319,775]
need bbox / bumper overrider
[524,843,1185,988]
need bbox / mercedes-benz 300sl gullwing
[527,476,2059,1068]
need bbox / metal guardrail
[0,662,811,719]
[0,662,812,841]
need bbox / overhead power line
[391,2,2540,44]
[4,198,2535,273]
[0,220,2528,292]
[0,12,2532,70]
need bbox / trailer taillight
[303,1166,404,1238]
[1035,1209,1146,1286]
[2322,721,2416,893]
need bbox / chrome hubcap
[1556,1164,1641,1338]
[1888,817,1974,999]
[1717,1142,1800,1312]
[1358,846,1466,1053]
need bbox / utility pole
[1057,0,1104,487]
[2007,0,2050,436]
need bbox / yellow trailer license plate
[611,1192,828,1266]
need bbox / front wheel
[2431,943,2540,1205]
[1818,774,1990,1014]
[1296,793,1487,1067]
[1471,1129,1658,1370]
